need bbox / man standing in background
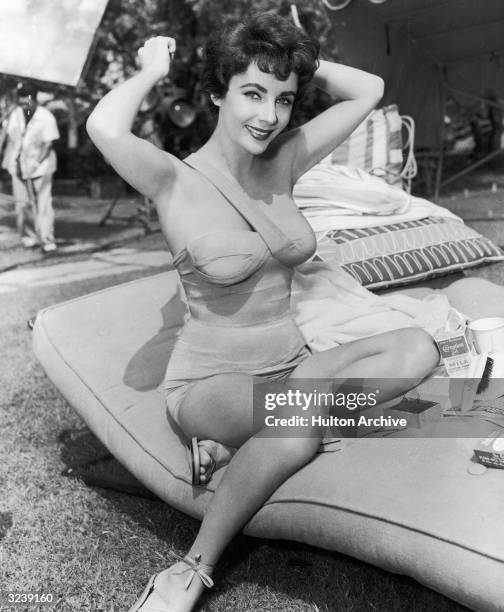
[1,82,59,253]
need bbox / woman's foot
[128,554,214,612]
[190,438,236,486]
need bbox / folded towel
[294,164,410,215]
[293,164,461,233]
[292,260,458,352]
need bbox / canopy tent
[324,0,504,194]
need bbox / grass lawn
[1,266,472,612]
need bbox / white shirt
[2,105,59,179]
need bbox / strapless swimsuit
[162,154,317,425]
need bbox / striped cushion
[330,104,404,187]
[312,217,504,289]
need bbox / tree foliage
[3,0,340,179]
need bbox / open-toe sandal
[188,437,236,486]
[128,553,214,611]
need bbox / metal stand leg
[98,195,122,227]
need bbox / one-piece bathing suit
[162,154,317,426]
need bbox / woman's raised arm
[287,59,384,182]
[86,37,177,201]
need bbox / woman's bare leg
[146,328,438,610]
[152,373,322,611]
[290,327,439,403]
[186,328,438,481]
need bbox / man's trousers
[11,172,55,247]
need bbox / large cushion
[313,216,504,290]
[33,271,504,612]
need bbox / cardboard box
[434,328,472,376]
[474,431,504,469]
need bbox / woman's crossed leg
[151,327,438,611]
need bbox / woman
[87,13,438,612]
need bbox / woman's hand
[137,36,176,79]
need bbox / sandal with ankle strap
[127,553,214,611]
[189,437,236,486]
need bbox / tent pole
[440,149,504,189]
[445,86,504,111]
[434,67,447,199]
[443,48,504,67]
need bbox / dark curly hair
[202,12,320,102]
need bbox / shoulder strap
[183,153,294,257]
